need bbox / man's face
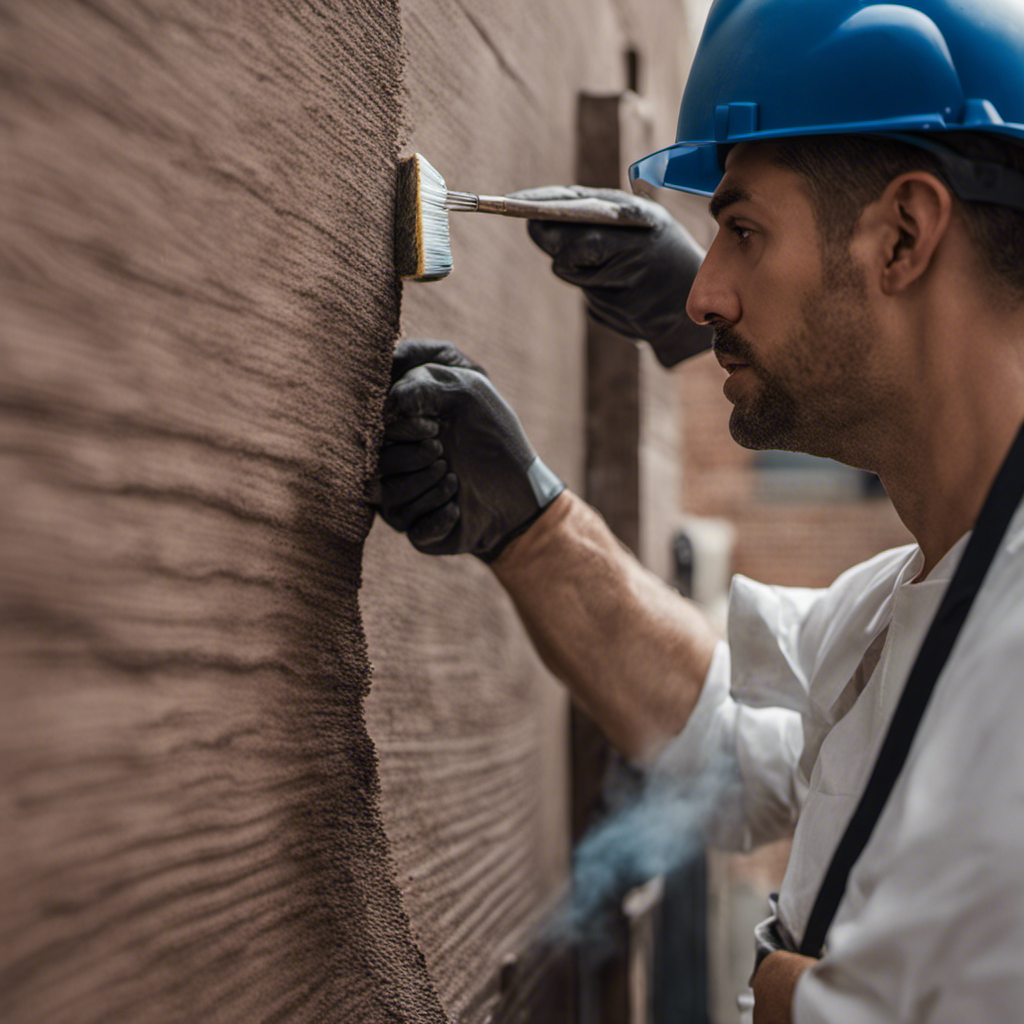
[686,142,892,462]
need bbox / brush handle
[456,193,656,227]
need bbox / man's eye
[729,220,753,244]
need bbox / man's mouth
[712,324,756,377]
[716,355,749,375]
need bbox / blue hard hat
[630,0,1024,199]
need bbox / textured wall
[1,2,718,1022]
[362,2,700,1020]
[0,2,445,1022]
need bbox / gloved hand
[511,186,713,367]
[376,339,565,561]
[388,336,488,384]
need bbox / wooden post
[573,89,706,1024]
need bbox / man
[377,1,1024,1020]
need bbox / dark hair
[772,132,1024,299]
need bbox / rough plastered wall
[1,2,717,1022]
[0,3,446,1022]
[361,2,701,1020]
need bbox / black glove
[387,336,488,385]
[376,339,565,561]
[512,186,713,367]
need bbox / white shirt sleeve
[654,638,804,852]
[659,546,916,855]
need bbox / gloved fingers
[385,363,459,423]
[386,362,490,423]
[560,243,655,287]
[583,278,646,314]
[385,364,446,425]
[527,218,580,258]
[383,414,440,442]
[584,300,713,365]
[647,319,715,367]
[367,476,383,507]
[379,460,449,510]
[529,220,638,264]
[584,301,639,339]
[408,501,461,548]
[508,185,584,203]
[383,472,459,533]
[529,222,654,280]
[525,219,560,258]
[550,228,616,276]
[391,338,487,385]
[377,437,443,475]
[509,185,640,206]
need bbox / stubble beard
[719,251,881,459]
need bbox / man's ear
[875,172,953,295]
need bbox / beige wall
[369,3,918,1019]
[361,2,708,1020]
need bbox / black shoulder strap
[800,421,1024,958]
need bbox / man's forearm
[492,490,721,762]
[752,951,815,1024]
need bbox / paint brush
[395,152,655,282]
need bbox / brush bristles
[415,156,452,281]
[395,153,452,282]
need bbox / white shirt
[665,503,1024,1021]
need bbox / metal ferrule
[445,190,480,211]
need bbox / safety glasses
[628,142,724,198]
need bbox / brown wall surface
[0,3,445,1022]
[2,2,727,1022]
[361,3,702,1020]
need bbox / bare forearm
[752,952,815,1024]
[492,490,720,761]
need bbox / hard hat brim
[630,111,1024,199]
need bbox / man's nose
[685,246,740,327]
